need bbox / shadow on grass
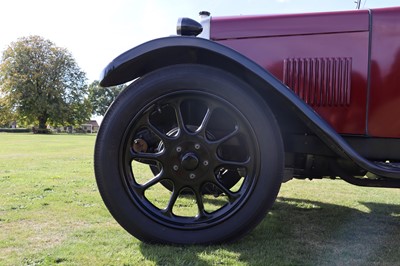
[139,197,400,265]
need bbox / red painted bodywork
[210,7,400,138]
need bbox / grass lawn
[1,133,400,265]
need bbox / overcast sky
[0,0,399,82]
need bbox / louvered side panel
[283,58,352,107]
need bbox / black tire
[94,64,284,244]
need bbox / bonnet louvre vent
[283,57,352,107]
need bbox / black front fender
[100,36,259,87]
[100,36,400,179]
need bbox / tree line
[0,35,126,132]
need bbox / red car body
[211,7,400,138]
[95,6,400,244]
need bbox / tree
[88,80,126,116]
[0,96,14,127]
[0,35,91,131]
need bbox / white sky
[0,0,399,82]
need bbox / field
[1,133,400,265]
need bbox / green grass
[1,133,400,265]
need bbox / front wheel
[94,64,284,244]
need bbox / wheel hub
[181,152,199,170]
[170,141,210,182]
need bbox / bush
[0,128,31,133]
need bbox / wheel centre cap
[181,152,199,171]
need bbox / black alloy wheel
[94,64,284,244]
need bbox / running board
[334,160,400,188]
[339,174,400,188]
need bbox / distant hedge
[0,128,31,133]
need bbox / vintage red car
[94,6,400,244]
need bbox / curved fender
[100,36,400,179]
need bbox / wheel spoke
[197,108,213,135]
[142,174,162,190]
[172,101,188,135]
[213,180,241,202]
[130,149,164,161]
[132,108,176,153]
[194,187,206,217]
[164,187,180,215]
[131,172,163,196]
[134,111,151,128]
[217,157,251,169]
[209,125,239,146]
[147,120,175,142]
